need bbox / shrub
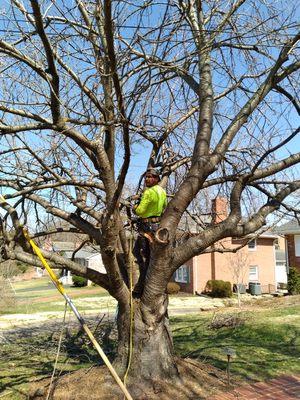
[209,312,246,329]
[287,267,300,295]
[205,279,232,298]
[72,275,88,287]
[167,282,181,294]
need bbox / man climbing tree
[0,0,299,398]
[132,168,167,295]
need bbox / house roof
[52,242,77,251]
[177,215,279,239]
[178,213,210,233]
[64,249,100,260]
[52,241,101,260]
[276,219,300,235]
[256,231,279,239]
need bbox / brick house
[174,198,286,294]
[276,220,300,273]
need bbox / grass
[1,277,112,315]
[172,305,300,382]
[0,279,299,398]
[0,317,116,399]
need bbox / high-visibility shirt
[134,185,167,218]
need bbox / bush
[72,275,88,287]
[287,267,300,295]
[209,312,246,329]
[205,279,232,298]
[167,282,181,294]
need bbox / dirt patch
[28,358,237,400]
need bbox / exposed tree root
[28,357,240,400]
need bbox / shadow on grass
[172,313,300,382]
[0,319,117,395]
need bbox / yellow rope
[123,226,135,387]
[45,300,67,400]
[0,193,135,399]
[22,227,133,400]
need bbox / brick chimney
[211,197,228,224]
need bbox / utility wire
[0,30,298,48]
[0,17,298,34]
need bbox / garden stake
[223,347,235,386]
[23,228,133,400]
[226,354,231,386]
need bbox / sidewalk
[211,374,300,399]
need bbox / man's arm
[134,189,152,217]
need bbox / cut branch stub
[155,228,169,245]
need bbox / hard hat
[146,168,160,178]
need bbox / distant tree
[0,0,299,393]
[227,249,251,307]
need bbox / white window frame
[249,265,259,282]
[175,265,190,284]
[295,235,300,257]
[248,239,257,251]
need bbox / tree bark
[115,298,179,384]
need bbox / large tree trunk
[114,298,179,385]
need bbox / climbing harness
[22,228,133,400]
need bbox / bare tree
[227,249,251,307]
[0,0,299,392]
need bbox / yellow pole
[22,228,133,400]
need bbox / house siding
[173,197,286,294]
[87,254,105,273]
[194,252,212,293]
[182,237,277,294]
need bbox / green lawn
[12,277,109,298]
[172,305,300,381]
[1,277,111,315]
[0,280,299,399]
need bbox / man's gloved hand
[127,194,141,202]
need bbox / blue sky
[0,1,299,190]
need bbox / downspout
[285,236,289,274]
[193,256,198,294]
[211,249,216,280]
[273,238,277,291]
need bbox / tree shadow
[0,318,117,396]
[172,314,300,382]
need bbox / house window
[249,265,259,281]
[295,235,300,257]
[248,239,256,250]
[175,265,190,283]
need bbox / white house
[43,241,106,285]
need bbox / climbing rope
[123,225,135,387]
[22,228,133,400]
[45,300,67,400]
